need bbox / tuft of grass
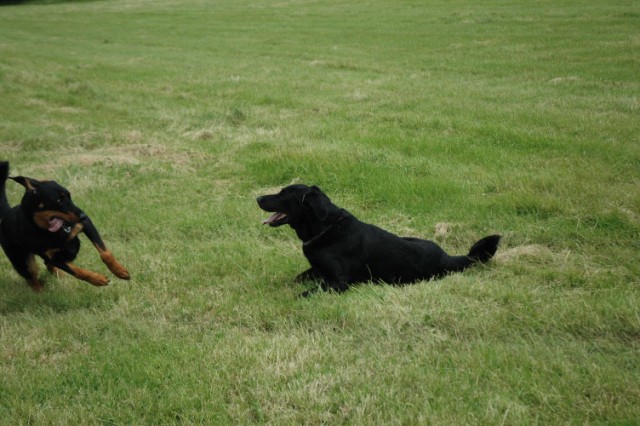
[1,0,639,423]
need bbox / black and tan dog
[0,162,129,291]
[258,184,500,296]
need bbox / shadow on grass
[0,277,119,315]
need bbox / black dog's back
[332,220,449,284]
[317,218,499,285]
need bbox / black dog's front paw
[298,281,351,298]
[299,287,320,298]
[294,268,321,283]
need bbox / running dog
[0,161,130,291]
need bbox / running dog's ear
[10,176,36,191]
[304,186,331,221]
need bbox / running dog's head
[10,175,87,233]
[257,184,341,241]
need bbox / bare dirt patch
[495,244,553,262]
[26,142,206,177]
[549,76,580,84]
[434,222,451,241]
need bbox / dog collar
[303,216,345,248]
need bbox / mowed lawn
[1,0,639,423]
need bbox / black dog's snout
[256,195,270,209]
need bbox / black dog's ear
[9,176,36,191]
[304,186,331,221]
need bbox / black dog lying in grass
[258,184,500,296]
[0,161,130,291]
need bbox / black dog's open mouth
[262,212,288,227]
[48,217,65,232]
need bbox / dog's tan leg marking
[66,263,110,286]
[43,249,63,277]
[47,264,62,278]
[26,254,44,292]
[67,223,84,241]
[93,243,130,280]
[44,248,60,259]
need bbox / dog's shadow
[0,275,118,315]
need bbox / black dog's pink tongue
[262,212,285,225]
[48,218,64,232]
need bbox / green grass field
[1,0,639,423]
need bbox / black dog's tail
[0,161,10,220]
[445,235,501,273]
